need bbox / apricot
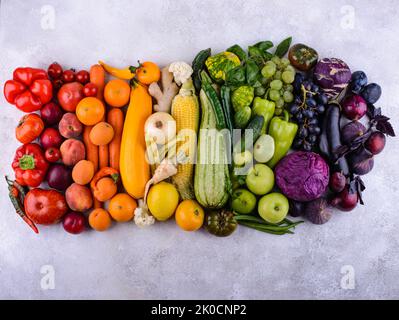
[65,183,93,212]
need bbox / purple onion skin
[314,58,351,99]
[348,147,374,175]
[330,186,358,212]
[275,151,330,202]
[342,95,367,120]
[341,121,367,145]
[305,198,332,224]
[46,164,72,191]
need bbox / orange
[89,121,114,146]
[108,193,137,222]
[89,208,112,231]
[72,160,94,185]
[104,79,130,108]
[76,97,105,126]
[93,177,117,202]
[175,200,204,231]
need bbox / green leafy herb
[225,65,246,87]
[246,59,261,87]
[274,36,292,58]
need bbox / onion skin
[342,95,367,120]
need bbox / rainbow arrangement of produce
[4,37,395,236]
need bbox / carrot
[107,108,124,170]
[90,64,106,100]
[83,126,99,172]
[99,144,109,168]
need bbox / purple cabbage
[314,58,351,99]
[275,151,330,202]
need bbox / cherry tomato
[48,62,63,79]
[45,147,61,163]
[83,83,98,97]
[76,70,90,85]
[15,113,44,144]
[52,79,64,91]
[62,69,76,83]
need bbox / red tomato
[24,188,68,225]
[48,62,63,79]
[83,83,98,97]
[40,128,63,149]
[57,82,84,112]
[62,69,75,83]
[15,113,44,144]
[45,147,61,163]
[76,70,90,85]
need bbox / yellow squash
[120,83,152,199]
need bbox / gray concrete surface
[0,0,398,299]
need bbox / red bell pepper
[12,143,49,187]
[4,67,53,112]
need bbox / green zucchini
[234,106,251,129]
[201,71,226,130]
[194,90,231,209]
[234,115,264,153]
[192,48,211,93]
[221,85,233,136]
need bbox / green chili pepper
[252,97,275,134]
[267,110,298,168]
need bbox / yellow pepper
[98,61,136,80]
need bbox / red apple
[57,82,84,112]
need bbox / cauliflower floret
[168,62,193,86]
[134,202,155,228]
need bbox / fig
[305,198,332,225]
[348,147,374,175]
[341,121,367,145]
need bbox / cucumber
[201,71,226,130]
[194,90,230,209]
[234,106,251,129]
[192,48,211,93]
[234,115,264,153]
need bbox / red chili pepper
[4,67,53,112]
[12,143,49,187]
[5,176,39,234]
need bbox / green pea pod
[267,110,298,168]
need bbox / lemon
[147,182,179,221]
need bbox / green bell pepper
[252,97,275,134]
[267,110,298,168]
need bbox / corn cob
[171,78,199,200]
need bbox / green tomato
[205,210,237,237]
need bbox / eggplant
[324,103,350,176]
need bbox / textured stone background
[0,0,398,299]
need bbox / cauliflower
[134,200,155,228]
[169,62,193,86]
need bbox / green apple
[231,189,257,214]
[258,192,289,224]
[254,134,275,163]
[245,164,274,195]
